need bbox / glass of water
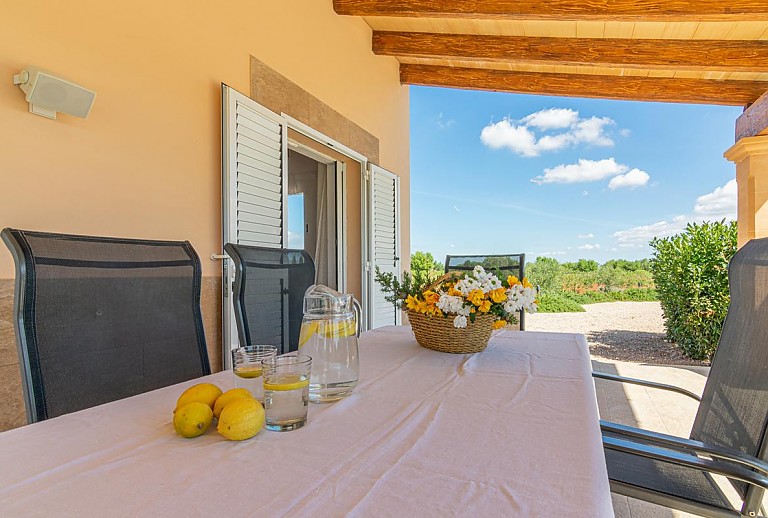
[261,354,312,432]
[232,345,278,402]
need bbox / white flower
[453,315,468,328]
[437,294,464,314]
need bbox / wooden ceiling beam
[737,90,768,140]
[373,32,768,73]
[399,64,768,105]
[334,0,768,22]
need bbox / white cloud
[608,168,650,190]
[453,205,461,213]
[521,108,579,130]
[436,112,455,129]
[480,120,538,157]
[614,216,688,246]
[532,158,626,185]
[578,244,601,250]
[480,109,615,157]
[577,233,595,239]
[613,179,737,248]
[582,190,589,196]
[619,129,632,137]
[693,179,737,219]
[571,117,614,147]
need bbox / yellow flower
[522,277,533,289]
[489,287,507,303]
[423,290,440,305]
[405,295,420,311]
[507,275,520,286]
[492,320,507,330]
[479,300,491,313]
[448,287,463,297]
[468,289,485,306]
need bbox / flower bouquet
[375,266,538,353]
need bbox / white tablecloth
[0,327,613,517]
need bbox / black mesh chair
[224,244,315,355]
[599,237,768,517]
[1,228,210,424]
[445,253,526,330]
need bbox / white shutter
[223,86,287,249]
[368,164,401,329]
[221,85,288,366]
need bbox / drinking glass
[261,354,312,432]
[232,345,278,402]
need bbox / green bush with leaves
[526,256,562,293]
[536,293,586,313]
[563,288,658,305]
[650,220,737,360]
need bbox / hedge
[650,220,737,360]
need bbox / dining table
[0,326,613,517]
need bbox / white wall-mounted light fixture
[13,66,96,120]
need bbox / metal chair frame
[2,228,210,423]
[596,238,768,517]
[224,243,314,355]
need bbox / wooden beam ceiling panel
[373,32,768,72]
[400,64,768,105]
[334,0,768,22]
[737,90,768,139]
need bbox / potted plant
[375,266,538,353]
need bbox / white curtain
[314,166,328,286]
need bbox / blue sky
[410,86,740,264]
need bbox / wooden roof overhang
[333,0,768,109]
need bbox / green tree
[650,220,737,360]
[526,256,561,293]
[410,251,444,278]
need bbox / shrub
[563,288,658,305]
[536,293,586,313]
[526,257,562,293]
[650,220,737,360]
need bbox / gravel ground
[526,301,708,366]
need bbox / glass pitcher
[299,285,360,403]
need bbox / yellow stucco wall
[0,0,410,279]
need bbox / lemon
[298,321,318,348]
[217,397,265,441]
[233,365,262,379]
[213,388,254,419]
[175,383,223,411]
[320,320,356,339]
[263,375,310,392]
[173,402,213,438]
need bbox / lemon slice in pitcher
[264,375,310,392]
[320,320,356,339]
[298,321,318,348]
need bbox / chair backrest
[1,228,210,423]
[690,237,768,505]
[444,253,526,330]
[224,244,315,355]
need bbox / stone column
[724,136,768,247]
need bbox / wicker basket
[408,310,495,354]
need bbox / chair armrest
[603,435,768,491]
[592,371,702,402]
[602,420,768,476]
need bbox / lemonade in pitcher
[299,285,360,403]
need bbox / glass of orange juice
[232,345,277,402]
[261,354,312,432]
